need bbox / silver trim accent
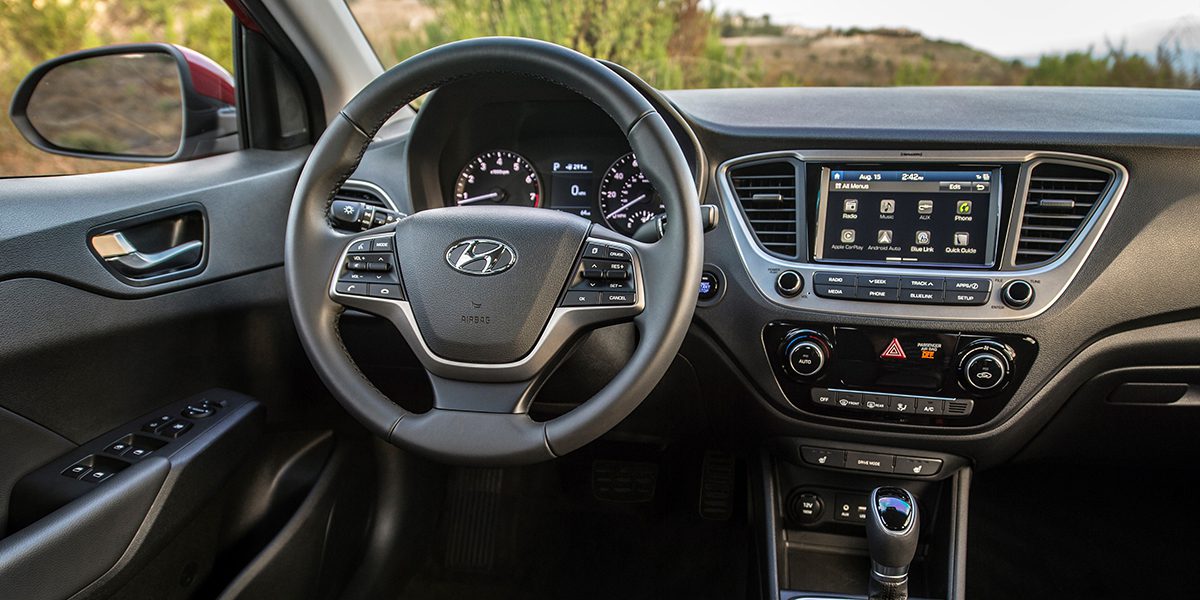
[329,232,644,381]
[717,150,1128,321]
[342,179,400,212]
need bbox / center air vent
[728,160,799,257]
[1014,162,1112,266]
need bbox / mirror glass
[25,52,183,158]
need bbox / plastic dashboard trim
[717,149,1128,322]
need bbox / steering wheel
[285,38,702,465]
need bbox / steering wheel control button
[348,239,373,253]
[963,351,1008,391]
[895,456,943,477]
[1001,279,1035,309]
[601,292,636,305]
[335,281,369,296]
[368,284,403,299]
[775,270,804,297]
[370,238,394,252]
[562,291,601,307]
[161,420,193,438]
[845,451,895,473]
[801,446,846,468]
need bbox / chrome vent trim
[1014,162,1112,266]
[727,160,799,258]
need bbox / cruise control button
[945,278,991,292]
[916,398,944,416]
[801,446,846,468]
[335,281,369,296]
[604,247,630,260]
[845,451,895,473]
[368,284,402,299]
[863,394,892,411]
[604,269,630,280]
[811,388,834,406]
[895,456,943,476]
[890,396,918,413]
[562,291,600,306]
[814,272,855,286]
[857,275,899,288]
[857,287,899,301]
[945,290,989,305]
[833,390,864,409]
[901,276,944,290]
[601,292,636,305]
[900,289,944,304]
[815,284,856,299]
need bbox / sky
[712,0,1200,59]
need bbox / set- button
[811,387,974,417]
[813,272,991,306]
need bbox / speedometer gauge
[454,150,541,207]
[598,153,664,237]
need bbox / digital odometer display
[813,168,1000,268]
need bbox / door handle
[91,231,204,278]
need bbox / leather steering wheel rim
[285,37,702,465]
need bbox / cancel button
[845,451,895,473]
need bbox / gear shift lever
[865,487,920,600]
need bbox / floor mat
[968,463,1199,599]
[397,445,750,600]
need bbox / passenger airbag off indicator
[881,337,907,359]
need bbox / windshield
[348,0,1200,90]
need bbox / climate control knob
[782,331,831,379]
[957,343,1012,392]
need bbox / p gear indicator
[881,338,907,359]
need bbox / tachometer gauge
[598,152,664,236]
[453,150,541,207]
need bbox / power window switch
[126,447,153,460]
[141,415,173,433]
[62,464,91,479]
[83,469,116,483]
[161,419,192,438]
[104,441,132,456]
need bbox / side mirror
[8,43,237,163]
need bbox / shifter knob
[865,487,920,600]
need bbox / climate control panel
[764,322,1037,427]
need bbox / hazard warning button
[880,337,907,360]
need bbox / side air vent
[728,160,799,257]
[1014,163,1112,266]
[334,182,390,209]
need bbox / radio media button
[815,284,856,299]
[890,396,918,413]
[863,394,892,411]
[856,275,900,288]
[945,278,991,293]
[833,390,864,409]
[857,287,899,301]
[900,289,944,304]
[901,276,944,290]
[814,272,855,286]
[945,290,989,305]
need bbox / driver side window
[0,0,234,178]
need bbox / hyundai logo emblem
[445,238,517,276]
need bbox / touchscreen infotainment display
[813,167,1000,268]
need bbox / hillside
[722,28,1024,87]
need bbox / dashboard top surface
[665,86,1200,140]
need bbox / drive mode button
[845,451,895,473]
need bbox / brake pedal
[592,460,658,502]
[699,451,736,520]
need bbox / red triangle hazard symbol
[881,338,907,359]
